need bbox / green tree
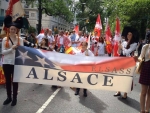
[103,0,150,38]
[75,0,105,32]
[23,0,74,33]
[28,26,36,34]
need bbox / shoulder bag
[135,44,149,74]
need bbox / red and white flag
[94,14,102,37]
[1,0,25,34]
[105,21,113,54]
[73,25,79,34]
[113,18,121,56]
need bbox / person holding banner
[114,27,138,99]
[75,42,94,97]
[2,15,24,106]
[138,32,150,113]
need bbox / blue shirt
[70,34,77,47]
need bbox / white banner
[13,46,136,93]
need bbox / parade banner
[13,46,136,93]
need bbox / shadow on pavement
[79,90,108,113]
[0,84,5,89]
[57,88,71,102]
[118,96,140,111]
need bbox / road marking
[36,88,61,113]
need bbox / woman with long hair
[38,38,49,50]
[2,15,24,106]
[138,32,150,113]
[114,27,138,99]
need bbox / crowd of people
[0,15,150,113]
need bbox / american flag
[15,46,135,73]
[15,46,57,69]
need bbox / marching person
[70,29,78,47]
[48,29,55,50]
[75,42,94,97]
[114,27,138,99]
[138,32,150,113]
[2,15,24,106]
[36,28,49,44]
[91,31,99,56]
[57,30,70,51]
[76,31,86,47]
[24,32,37,47]
[38,38,50,50]
[97,37,105,56]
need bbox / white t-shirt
[77,36,86,46]
[36,34,48,43]
[49,35,55,43]
[59,37,64,45]
[97,42,105,55]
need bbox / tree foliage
[76,0,150,38]
[23,0,74,22]
[75,0,105,32]
[103,0,150,38]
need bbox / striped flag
[105,21,113,54]
[73,25,79,35]
[1,0,25,34]
[94,14,102,37]
[113,18,121,56]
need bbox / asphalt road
[0,74,141,113]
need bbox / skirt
[139,60,150,85]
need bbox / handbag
[135,44,149,74]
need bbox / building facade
[0,0,9,33]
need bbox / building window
[31,13,35,17]
[0,9,5,16]
[25,11,29,18]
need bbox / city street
[0,73,141,113]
